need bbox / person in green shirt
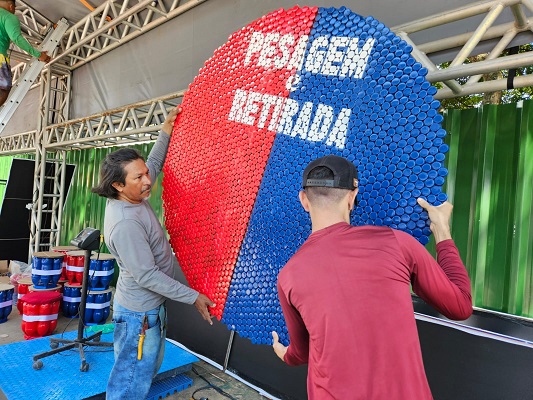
[0,0,51,106]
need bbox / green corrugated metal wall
[2,100,531,319]
[440,100,533,317]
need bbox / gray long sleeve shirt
[104,131,199,312]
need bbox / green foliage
[434,44,533,110]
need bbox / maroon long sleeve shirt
[277,222,472,400]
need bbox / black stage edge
[413,295,533,342]
[418,319,533,400]
[166,300,232,367]
[230,333,308,400]
[413,296,533,400]
[167,264,308,400]
[167,264,533,400]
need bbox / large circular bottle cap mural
[162,6,449,345]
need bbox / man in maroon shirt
[271,155,472,400]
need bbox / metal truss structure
[57,0,208,70]
[2,0,205,256]
[29,67,72,250]
[10,1,54,85]
[393,0,533,99]
[0,90,181,156]
[0,129,36,155]
[44,92,182,152]
[0,0,531,256]
[16,0,53,45]
[10,0,208,92]
[32,90,181,249]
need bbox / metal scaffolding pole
[43,71,71,247]
[30,66,53,255]
[54,0,208,70]
[16,0,53,41]
[29,69,73,253]
[0,130,37,155]
[43,91,183,151]
[54,151,67,246]
[428,51,533,82]
[28,129,43,260]
[392,0,533,99]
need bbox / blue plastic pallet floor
[0,330,197,400]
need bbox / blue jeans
[106,301,167,400]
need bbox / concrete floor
[179,361,271,400]
[0,277,274,400]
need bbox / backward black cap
[302,155,358,190]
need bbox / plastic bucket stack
[16,277,33,314]
[65,250,86,286]
[21,291,61,339]
[0,283,14,323]
[62,283,82,318]
[51,245,78,281]
[31,252,64,289]
[85,289,112,325]
[88,254,115,291]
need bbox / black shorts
[0,55,12,90]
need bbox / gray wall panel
[2,86,39,136]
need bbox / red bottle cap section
[163,6,318,320]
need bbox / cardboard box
[0,260,8,274]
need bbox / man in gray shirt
[92,106,214,399]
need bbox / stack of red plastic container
[21,291,61,340]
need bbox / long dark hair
[91,148,144,199]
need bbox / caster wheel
[33,360,43,370]
[50,342,59,349]
[80,362,89,372]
